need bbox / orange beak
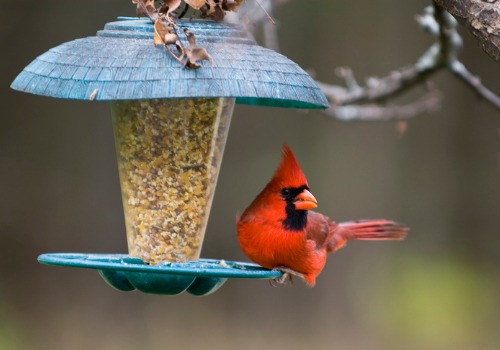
[293,189,318,210]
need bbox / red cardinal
[237,145,408,286]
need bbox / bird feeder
[11,17,328,295]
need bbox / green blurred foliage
[356,255,498,350]
[0,300,24,350]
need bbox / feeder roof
[11,17,328,109]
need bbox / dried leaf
[154,19,170,46]
[165,33,178,45]
[175,42,185,60]
[222,0,245,11]
[186,47,214,68]
[132,0,156,17]
[184,28,196,48]
[158,3,170,15]
[200,0,227,21]
[210,5,226,21]
[184,28,214,69]
[131,0,240,69]
[164,0,182,13]
[184,0,206,10]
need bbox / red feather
[237,145,408,286]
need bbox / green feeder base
[38,253,282,296]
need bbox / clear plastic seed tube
[111,98,234,263]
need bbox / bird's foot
[270,266,305,287]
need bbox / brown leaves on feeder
[154,18,178,46]
[153,18,214,69]
[133,0,242,69]
[183,0,245,20]
[200,0,245,19]
[183,28,214,69]
[132,0,157,19]
[162,0,182,13]
[133,0,244,22]
[184,0,206,10]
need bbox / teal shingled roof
[11,18,328,109]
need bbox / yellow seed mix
[111,98,234,264]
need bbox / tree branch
[434,0,500,64]
[434,3,500,108]
[325,91,442,122]
[317,4,500,120]
[449,60,500,107]
[317,45,443,106]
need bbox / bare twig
[318,47,443,106]
[262,4,280,51]
[449,60,500,108]
[254,0,276,25]
[325,91,442,121]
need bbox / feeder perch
[12,17,328,296]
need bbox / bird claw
[270,266,305,287]
[270,272,292,287]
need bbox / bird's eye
[281,188,291,197]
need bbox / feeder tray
[12,17,327,295]
[39,253,281,296]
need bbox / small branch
[262,8,280,51]
[324,91,442,122]
[317,45,443,106]
[449,60,500,108]
[254,0,276,25]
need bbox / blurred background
[1,1,499,349]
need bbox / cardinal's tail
[328,219,408,252]
[339,219,408,240]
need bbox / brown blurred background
[1,1,499,349]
